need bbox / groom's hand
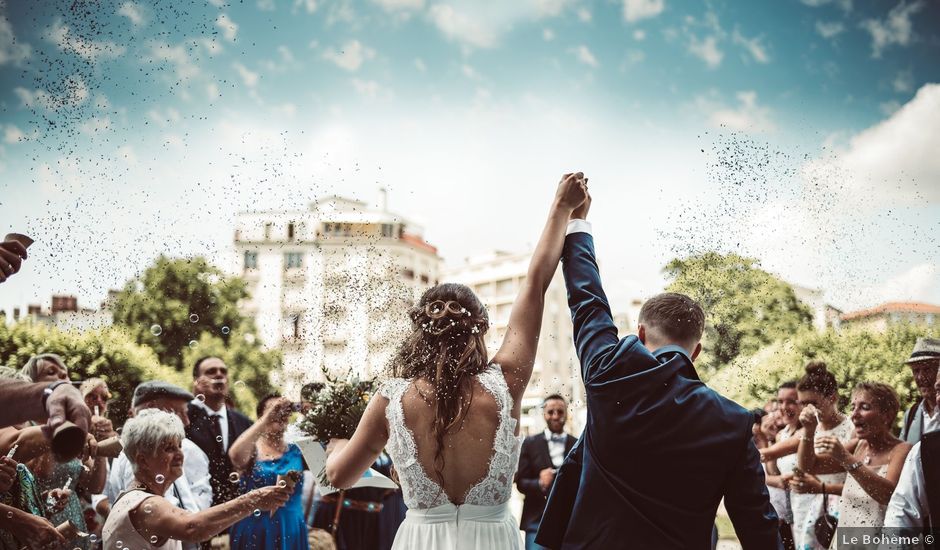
[570,179,591,220]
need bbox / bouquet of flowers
[298,368,375,441]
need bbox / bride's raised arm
[493,172,587,404]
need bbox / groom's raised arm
[562,221,620,383]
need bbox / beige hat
[905,337,940,364]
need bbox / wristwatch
[41,380,71,410]
[846,460,864,472]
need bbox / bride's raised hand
[555,172,587,212]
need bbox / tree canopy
[664,252,814,376]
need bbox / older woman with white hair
[102,409,291,550]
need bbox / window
[401,268,414,280]
[244,251,258,270]
[264,222,272,240]
[381,223,394,238]
[496,278,514,295]
[420,274,429,283]
[285,252,303,269]
[287,223,295,241]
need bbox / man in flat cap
[900,338,940,443]
[104,381,212,550]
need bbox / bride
[325,173,588,549]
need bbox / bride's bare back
[401,377,507,504]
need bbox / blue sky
[1,0,938,316]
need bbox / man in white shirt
[899,338,940,443]
[884,362,940,540]
[105,381,212,550]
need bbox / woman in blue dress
[228,394,309,550]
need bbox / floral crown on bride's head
[413,299,488,336]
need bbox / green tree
[111,255,280,413]
[709,324,938,428]
[664,252,814,376]
[0,321,189,426]
[111,256,248,369]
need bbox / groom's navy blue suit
[535,229,781,550]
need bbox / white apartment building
[234,195,440,396]
[443,251,586,436]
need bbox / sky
[0,0,938,317]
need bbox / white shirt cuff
[566,219,592,236]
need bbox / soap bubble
[150,324,162,336]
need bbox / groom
[535,185,781,549]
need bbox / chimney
[27,304,42,316]
[52,295,78,314]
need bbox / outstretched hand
[570,179,591,220]
[555,172,588,213]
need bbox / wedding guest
[101,409,291,550]
[186,357,253,506]
[898,338,940,443]
[807,382,912,548]
[884,363,940,535]
[0,236,28,284]
[22,354,106,550]
[793,361,855,550]
[81,378,117,441]
[228,394,308,550]
[106,381,212,550]
[758,381,802,550]
[516,394,577,550]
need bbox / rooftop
[841,302,940,321]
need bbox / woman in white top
[811,382,912,549]
[792,361,855,550]
[324,173,590,550]
[757,380,803,548]
[102,409,292,550]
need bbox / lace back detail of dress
[379,364,521,509]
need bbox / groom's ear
[637,324,647,345]
[690,342,702,362]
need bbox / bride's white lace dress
[379,363,523,549]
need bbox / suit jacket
[535,231,781,550]
[516,432,578,531]
[186,402,253,505]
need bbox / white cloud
[13,76,88,111]
[543,28,555,41]
[273,103,297,116]
[208,0,227,6]
[46,19,126,61]
[879,100,901,116]
[860,1,925,58]
[870,263,939,305]
[233,62,260,87]
[200,38,223,56]
[118,2,145,26]
[206,82,221,99]
[413,58,427,72]
[78,116,112,135]
[815,21,845,39]
[147,41,201,82]
[622,0,664,23]
[351,78,391,100]
[461,64,479,79]
[117,145,137,165]
[147,107,181,127]
[322,40,375,71]
[371,0,424,10]
[892,69,914,93]
[257,0,276,10]
[699,90,775,133]
[800,0,852,11]
[0,12,31,65]
[732,29,769,63]
[293,0,317,13]
[572,45,598,68]
[216,13,238,42]
[633,29,645,41]
[429,4,499,49]
[3,124,25,144]
[805,83,940,202]
[577,8,591,22]
[688,35,722,68]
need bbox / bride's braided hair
[392,283,490,482]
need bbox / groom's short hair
[638,293,705,349]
